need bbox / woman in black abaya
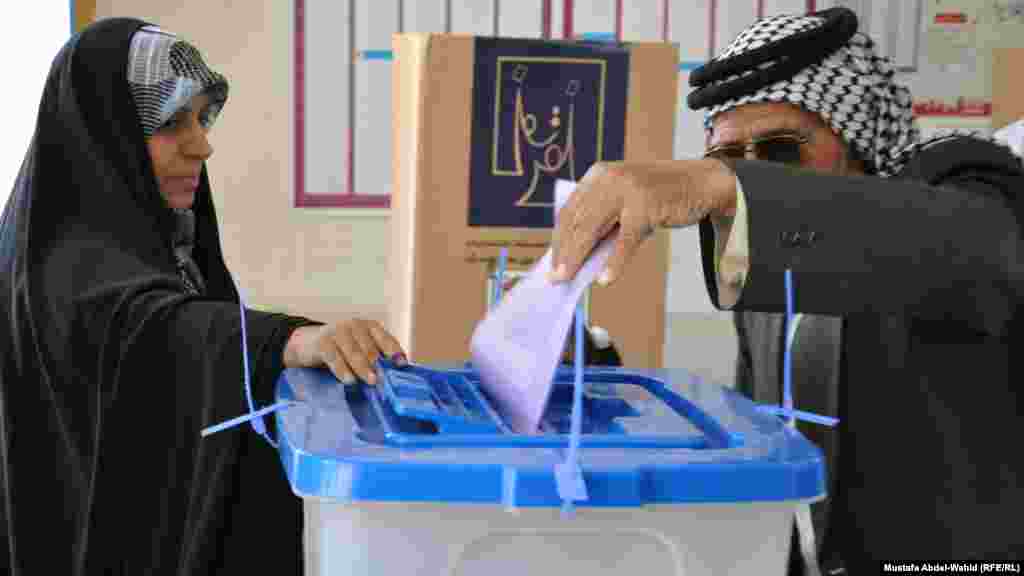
[0,18,406,574]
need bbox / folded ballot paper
[469,179,613,434]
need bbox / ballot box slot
[352,362,742,450]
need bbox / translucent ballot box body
[274,364,826,576]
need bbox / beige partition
[992,48,1024,131]
[389,33,678,368]
[75,0,96,33]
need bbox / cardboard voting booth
[388,33,677,369]
[992,48,1024,131]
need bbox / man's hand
[284,319,407,385]
[548,159,737,286]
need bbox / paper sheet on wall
[469,179,613,434]
[923,0,983,71]
[911,1,995,114]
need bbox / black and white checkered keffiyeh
[128,25,227,294]
[697,12,976,177]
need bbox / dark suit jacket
[701,137,1024,572]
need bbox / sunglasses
[704,133,810,165]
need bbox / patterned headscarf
[689,9,935,177]
[127,25,228,138]
[127,25,229,294]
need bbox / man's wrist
[701,158,738,219]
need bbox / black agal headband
[686,7,858,111]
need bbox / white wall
[1,2,71,212]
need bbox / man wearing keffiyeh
[549,7,1023,573]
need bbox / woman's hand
[548,159,737,286]
[284,319,407,385]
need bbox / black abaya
[1,18,317,574]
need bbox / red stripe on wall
[807,0,816,13]
[347,128,354,195]
[615,0,623,41]
[709,0,717,57]
[294,0,305,206]
[563,0,574,38]
[542,0,552,38]
[661,0,670,40]
[757,0,765,18]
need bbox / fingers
[317,320,409,386]
[598,217,649,287]
[316,333,356,385]
[550,189,581,272]
[347,321,382,385]
[367,321,407,365]
[549,203,573,279]
[318,322,375,385]
[549,189,619,284]
[550,165,599,281]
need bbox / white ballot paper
[469,179,614,434]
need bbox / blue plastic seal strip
[758,405,837,427]
[783,269,795,427]
[493,247,508,308]
[200,280,297,444]
[756,269,839,428]
[555,302,589,517]
[201,400,300,437]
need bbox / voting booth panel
[991,48,1024,156]
[992,48,1024,132]
[388,34,677,369]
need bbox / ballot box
[274,364,826,576]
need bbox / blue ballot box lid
[274,363,826,508]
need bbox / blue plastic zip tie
[780,269,825,576]
[201,400,300,437]
[758,405,838,427]
[493,248,508,308]
[783,269,795,428]
[235,283,269,440]
[570,303,585,465]
[199,280,297,445]
[756,269,830,573]
[756,269,839,429]
[555,301,589,517]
